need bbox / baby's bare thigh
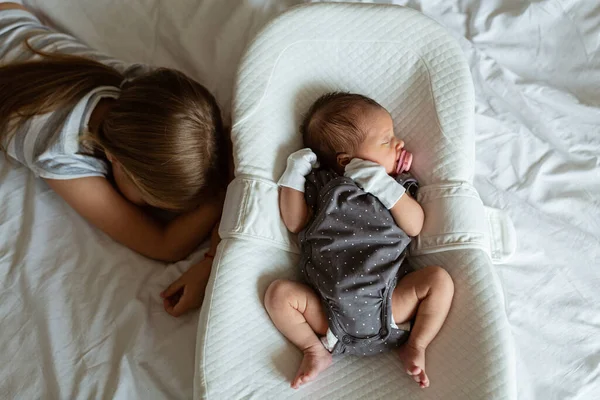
[391,267,437,324]
[266,279,329,335]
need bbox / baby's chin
[376,163,395,176]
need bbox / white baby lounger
[195,3,517,399]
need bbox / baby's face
[353,107,404,175]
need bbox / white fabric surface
[0,153,206,399]
[199,3,515,399]
[0,1,597,399]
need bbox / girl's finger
[171,290,196,317]
[164,298,175,315]
[161,279,184,299]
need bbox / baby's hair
[300,92,384,171]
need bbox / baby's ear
[336,152,352,169]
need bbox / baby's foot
[397,343,430,388]
[291,343,332,389]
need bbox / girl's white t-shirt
[0,7,146,179]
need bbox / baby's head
[301,92,405,175]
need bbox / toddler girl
[0,2,227,316]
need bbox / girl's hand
[160,257,213,317]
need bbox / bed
[1,1,598,399]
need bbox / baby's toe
[419,372,429,388]
[291,374,303,389]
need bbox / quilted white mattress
[196,3,516,399]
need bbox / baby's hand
[344,158,406,209]
[277,148,319,193]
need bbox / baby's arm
[389,192,424,237]
[344,158,424,237]
[277,148,319,233]
[280,187,311,233]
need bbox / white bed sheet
[0,154,204,399]
[1,0,598,399]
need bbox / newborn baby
[265,92,454,390]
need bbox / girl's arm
[279,187,311,233]
[160,223,221,317]
[0,3,27,12]
[46,177,222,262]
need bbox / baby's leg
[391,266,454,388]
[264,279,332,389]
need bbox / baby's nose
[395,139,405,150]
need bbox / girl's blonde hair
[0,46,226,212]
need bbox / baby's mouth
[395,148,413,175]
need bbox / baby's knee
[264,279,295,310]
[423,266,454,295]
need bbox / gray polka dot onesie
[300,169,418,356]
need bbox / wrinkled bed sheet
[0,0,598,399]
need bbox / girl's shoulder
[36,87,121,180]
[5,87,120,180]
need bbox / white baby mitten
[277,148,319,192]
[344,158,406,209]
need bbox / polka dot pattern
[299,169,415,355]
